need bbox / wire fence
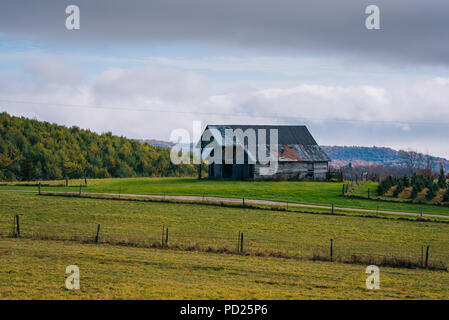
[3,213,448,271]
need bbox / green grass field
[1,192,448,262]
[0,191,449,299]
[1,238,449,299]
[1,177,449,216]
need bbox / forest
[0,112,200,181]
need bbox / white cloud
[0,57,449,157]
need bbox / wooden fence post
[420,207,423,217]
[165,227,169,246]
[79,184,82,197]
[331,204,334,214]
[15,215,20,237]
[38,182,41,195]
[240,232,244,253]
[95,224,101,243]
[237,231,240,252]
[342,184,345,196]
[421,246,424,267]
[242,198,245,208]
[330,239,334,262]
[84,176,87,186]
[425,245,430,268]
[161,224,165,246]
[368,188,370,199]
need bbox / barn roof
[199,125,330,162]
[203,125,317,145]
[276,144,330,162]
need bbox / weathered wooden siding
[208,161,328,180]
[313,162,328,180]
[254,161,328,180]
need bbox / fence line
[2,215,447,271]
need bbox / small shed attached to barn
[198,125,330,180]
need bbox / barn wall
[254,161,328,180]
[209,161,328,180]
[313,162,328,180]
[254,162,306,180]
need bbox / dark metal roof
[205,125,317,145]
[200,125,330,162]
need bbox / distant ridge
[137,139,449,172]
[137,139,174,149]
[321,146,449,172]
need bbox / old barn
[198,125,330,180]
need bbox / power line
[0,98,448,126]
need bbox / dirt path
[2,189,448,219]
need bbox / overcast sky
[0,1,448,157]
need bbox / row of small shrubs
[377,168,449,201]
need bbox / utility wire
[0,98,448,126]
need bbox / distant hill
[0,112,199,181]
[321,146,449,172]
[137,139,175,149]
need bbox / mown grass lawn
[1,177,448,215]
[1,238,448,299]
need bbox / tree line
[377,168,449,202]
[0,112,202,181]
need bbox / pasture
[0,190,449,299]
[1,238,449,300]
[1,192,449,261]
[1,177,449,216]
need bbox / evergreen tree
[443,187,449,202]
[393,180,404,197]
[402,175,410,188]
[426,183,438,201]
[438,166,446,189]
[415,180,424,192]
[410,185,419,199]
[411,172,418,186]
[377,183,386,196]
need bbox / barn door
[249,164,255,179]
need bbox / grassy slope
[2,177,447,215]
[1,192,448,264]
[1,238,448,299]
